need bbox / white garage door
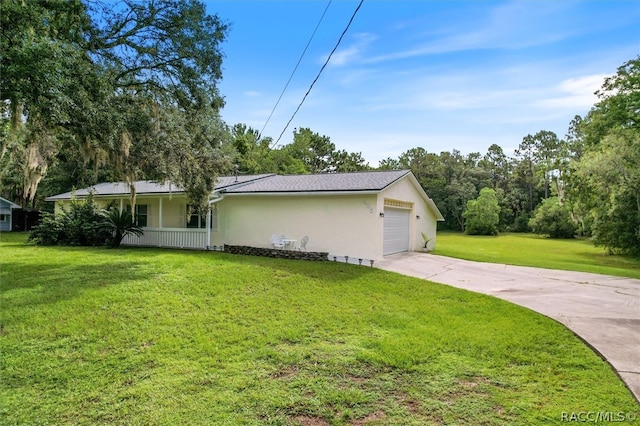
[383,207,410,255]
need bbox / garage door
[383,207,410,255]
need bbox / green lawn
[434,232,640,280]
[1,233,638,425]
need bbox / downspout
[206,192,224,250]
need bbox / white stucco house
[0,197,21,232]
[45,170,444,260]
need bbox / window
[186,207,206,228]
[0,214,7,222]
[126,205,148,227]
[186,205,218,231]
[135,205,148,227]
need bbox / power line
[258,1,333,140]
[271,0,365,148]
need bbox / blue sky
[208,0,639,166]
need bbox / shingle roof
[0,197,21,209]
[216,174,275,190]
[45,181,169,201]
[45,174,275,201]
[45,170,423,202]
[223,170,410,193]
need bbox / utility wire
[271,0,365,148]
[259,0,333,140]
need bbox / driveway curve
[376,252,640,402]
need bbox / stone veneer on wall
[223,245,329,261]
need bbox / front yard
[1,233,638,425]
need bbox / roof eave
[223,190,381,197]
[47,188,390,200]
[45,191,187,202]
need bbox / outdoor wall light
[379,212,384,217]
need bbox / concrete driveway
[376,252,640,402]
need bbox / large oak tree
[1,0,229,211]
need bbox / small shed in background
[0,197,21,232]
[12,208,41,232]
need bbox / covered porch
[116,195,220,250]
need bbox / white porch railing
[122,227,207,250]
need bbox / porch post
[158,198,163,229]
[119,199,123,212]
[206,208,211,250]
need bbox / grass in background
[1,233,638,425]
[434,232,640,280]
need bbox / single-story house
[0,197,21,232]
[45,170,444,260]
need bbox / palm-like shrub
[29,193,112,246]
[102,208,144,248]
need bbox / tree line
[1,1,638,255]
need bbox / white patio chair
[271,234,285,250]
[298,235,309,251]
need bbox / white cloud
[327,32,377,66]
[243,90,262,97]
[534,74,607,109]
[329,46,360,66]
